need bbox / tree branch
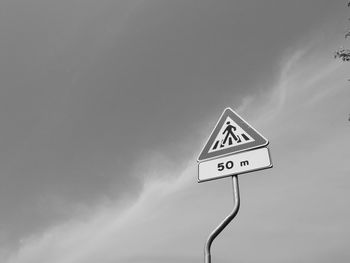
[335,49,350,61]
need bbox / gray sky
[0,0,349,262]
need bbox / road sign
[198,147,272,182]
[197,108,273,263]
[197,108,268,162]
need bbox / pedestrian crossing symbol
[197,107,269,161]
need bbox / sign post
[197,107,273,263]
[204,175,240,263]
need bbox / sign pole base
[204,175,240,263]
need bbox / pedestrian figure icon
[223,121,241,145]
[210,117,252,152]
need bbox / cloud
[3,153,197,263]
[3,36,350,263]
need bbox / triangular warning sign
[197,108,269,161]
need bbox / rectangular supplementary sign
[198,147,272,182]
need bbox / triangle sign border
[197,107,269,162]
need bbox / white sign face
[198,147,272,182]
[208,116,254,153]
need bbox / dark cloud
[0,0,343,248]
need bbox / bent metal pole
[204,175,240,263]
